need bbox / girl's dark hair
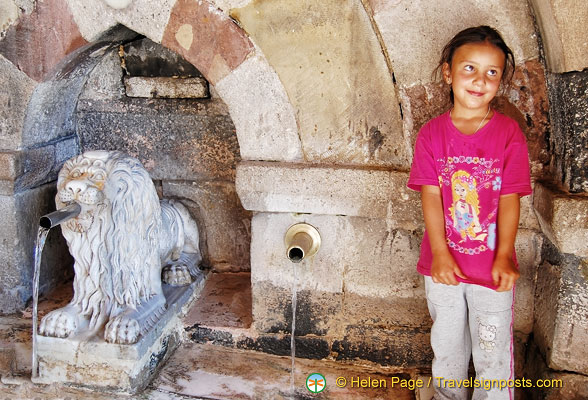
[434,26,515,101]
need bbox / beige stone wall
[232,0,407,168]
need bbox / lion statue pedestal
[34,150,206,393]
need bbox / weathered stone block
[0,0,19,37]
[332,325,432,368]
[163,181,251,272]
[14,136,79,192]
[372,0,538,85]
[251,282,343,336]
[35,281,200,393]
[341,292,430,330]
[0,0,86,81]
[250,213,423,295]
[250,213,425,333]
[66,0,175,43]
[20,41,114,149]
[0,184,72,314]
[546,70,588,193]
[215,55,302,162]
[124,76,209,99]
[525,340,588,400]
[162,0,253,84]
[78,47,125,101]
[0,151,21,182]
[513,229,542,335]
[0,55,36,151]
[531,0,588,73]
[534,257,588,374]
[237,162,421,227]
[519,192,540,231]
[76,96,239,182]
[533,182,588,257]
[232,0,408,168]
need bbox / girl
[407,26,532,399]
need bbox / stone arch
[65,0,303,162]
[528,0,588,73]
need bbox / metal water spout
[32,202,81,379]
[39,203,81,229]
[284,223,321,263]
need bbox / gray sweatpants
[424,276,515,400]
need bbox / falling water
[31,226,50,379]
[290,261,298,394]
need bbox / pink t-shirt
[407,110,532,288]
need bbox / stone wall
[527,0,588,391]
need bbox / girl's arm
[421,185,467,285]
[492,193,521,291]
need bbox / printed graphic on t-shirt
[437,156,502,256]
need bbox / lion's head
[57,150,163,328]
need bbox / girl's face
[455,183,467,199]
[443,42,505,114]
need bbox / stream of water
[290,261,298,393]
[31,226,49,379]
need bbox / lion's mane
[57,152,162,329]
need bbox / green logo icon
[306,373,326,393]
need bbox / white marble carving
[39,150,201,344]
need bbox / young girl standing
[407,26,532,399]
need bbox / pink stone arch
[2,0,302,162]
[161,0,253,85]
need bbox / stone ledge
[124,76,209,99]
[185,323,432,369]
[236,161,420,224]
[533,182,588,257]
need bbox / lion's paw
[39,308,78,338]
[104,315,140,344]
[162,263,193,286]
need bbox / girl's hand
[431,250,467,285]
[491,254,520,291]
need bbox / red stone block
[0,0,87,81]
[162,0,254,84]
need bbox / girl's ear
[442,62,451,84]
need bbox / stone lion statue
[39,150,202,344]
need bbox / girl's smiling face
[443,41,505,114]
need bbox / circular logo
[306,373,326,393]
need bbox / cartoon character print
[478,321,497,352]
[437,156,503,255]
[449,171,487,243]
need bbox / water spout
[39,202,82,229]
[284,223,321,263]
[32,202,81,379]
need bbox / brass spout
[39,203,81,229]
[285,223,321,263]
